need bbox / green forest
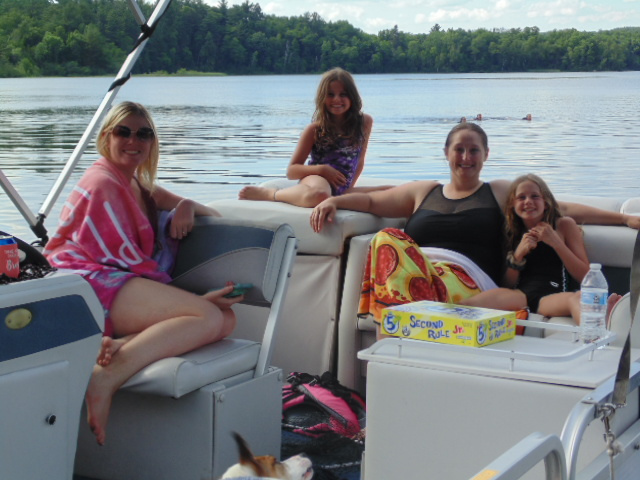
[1,0,640,77]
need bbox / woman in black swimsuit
[310,123,640,329]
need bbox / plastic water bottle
[580,263,608,344]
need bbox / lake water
[1,72,640,242]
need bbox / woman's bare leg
[460,288,527,311]
[348,185,395,193]
[538,292,622,326]
[606,293,623,328]
[85,278,235,445]
[537,292,579,321]
[239,176,332,208]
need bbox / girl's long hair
[505,173,562,250]
[312,67,365,148]
[96,101,159,191]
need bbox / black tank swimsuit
[517,242,567,313]
[403,183,506,285]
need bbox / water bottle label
[581,291,606,305]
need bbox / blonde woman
[45,102,240,445]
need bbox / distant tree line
[1,0,639,77]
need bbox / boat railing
[469,363,640,480]
[0,0,172,245]
[469,432,567,480]
[560,362,640,479]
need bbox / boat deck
[72,428,362,480]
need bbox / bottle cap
[589,263,602,269]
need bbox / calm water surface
[1,72,640,241]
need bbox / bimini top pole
[33,0,173,244]
[0,170,43,240]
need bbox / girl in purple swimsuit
[239,67,390,207]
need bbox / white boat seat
[337,197,639,394]
[170,216,294,304]
[212,177,405,256]
[209,178,406,377]
[120,338,261,398]
[607,292,640,348]
[357,314,376,332]
[116,216,295,399]
[75,217,298,480]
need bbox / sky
[205,0,640,35]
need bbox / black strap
[108,0,173,93]
[612,228,640,407]
[108,73,131,92]
[130,0,172,52]
[131,22,157,52]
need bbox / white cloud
[427,7,492,23]
[210,0,640,34]
[365,17,391,29]
[333,5,366,22]
[261,2,285,15]
[277,2,366,24]
[496,0,512,11]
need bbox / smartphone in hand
[223,283,253,298]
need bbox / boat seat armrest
[170,216,295,306]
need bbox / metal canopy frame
[0,0,173,245]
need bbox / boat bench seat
[536,195,640,341]
[212,178,404,256]
[338,193,640,393]
[120,338,261,398]
[209,179,640,397]
[118,216,297,399]
[209,177,405,377]
[75,217,298,480]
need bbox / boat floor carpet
[281,430,363,480]
[73,427,363,480]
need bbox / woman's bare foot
[238,186,277,201]
[85,365,116,446]
[97,336,127,366]
[606,293,623,324]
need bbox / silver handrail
[561,363,640,479]
[469,432,567,480]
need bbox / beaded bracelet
[506,251,526,271]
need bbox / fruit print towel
[357,228,498,324]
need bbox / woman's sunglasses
[111,125,155,141]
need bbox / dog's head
[221,432,313,480]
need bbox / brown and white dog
[221,432,313,480]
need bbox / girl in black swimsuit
[310,125,638,336]
[502,173,620,322]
